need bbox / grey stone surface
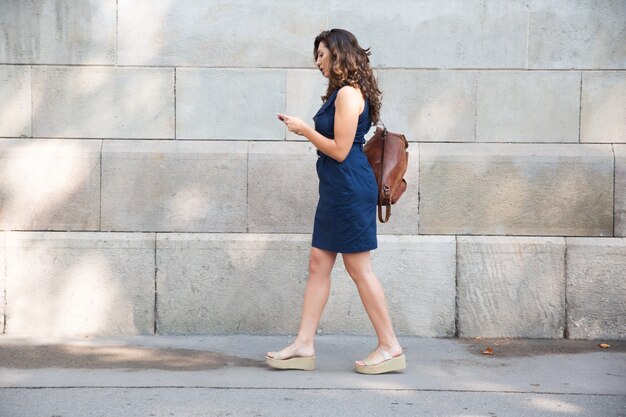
[32,66,174,139]
[528,0,626,69]
[117,0,326,67]
[457,236,566,338]
[156,234,311,335]
[285,70,328,141]
[476,71,580,142]
[329,0,527,68]
[0,232,4,333]
[4,232,155,336]
[176,69,285,140]
[0,139,101,231]
[566,238,626,340]
[0,0,116,65]
[321,235,456,337]
[101,140,247,232]
[419,143,614,236]
[156,234,455,337]
[616,145,626,237]
[378,70,476,142]
[247,142,318,233]
[581,72,626,143]
[0,66,31,137]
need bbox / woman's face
[315,42,332,78]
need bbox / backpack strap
[378,202,391,223]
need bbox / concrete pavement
[0,335,624,416]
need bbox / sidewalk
[0,335,624,417]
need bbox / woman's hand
[277,113,309,136]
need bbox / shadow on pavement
[0,344,264,370]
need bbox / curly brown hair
[314,29,382,126]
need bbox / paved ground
[0,335,624,416]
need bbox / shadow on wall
[0,0,174,337]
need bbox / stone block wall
[0,0,624,339]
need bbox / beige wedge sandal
[355,350,406,375]
[265,353,316,371]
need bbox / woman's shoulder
[336,85,365,109]
[337,85,362,98]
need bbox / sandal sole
[265,355,316,371]
[355,354,406,375]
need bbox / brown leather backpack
[363,126,409,223]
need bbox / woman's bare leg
[342,251,402,364]
[267,247,337,359]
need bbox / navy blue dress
[311,88,378,253]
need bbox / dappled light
[0,85,30,137]
[528,397,583,413]
[7,249,125,336]
[413,97,467,141]
[55,255,120,335]
[166,185,215,225]
[0,140,97,229]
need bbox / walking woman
[267,29,405,375]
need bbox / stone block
[156,234,456,337]
[476,71,580,142]
[118,0,326,67]
[320,235,456,337]
[528,0,626,69]
[615,145,626,237]
[247,142,318,233]
[286,70,329,141]
[0,232,5,333]
[329,0,527,68]
[156,233,311,335]
[4,232,155,336]
[33,66,174,139]
[581,72,626,143]
[101,140,247,232]
[378,70,475,142]
[0,66,31,137]
[0,139,101,231]
[0,0,116,64]
[565,238,626,340]
[457,236,566,338]
[176,69,284,140]
[419,143,614,236]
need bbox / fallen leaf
[599,343,611,349]
[482,347,494,355]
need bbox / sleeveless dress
[311,88,378,253]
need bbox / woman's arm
[278,86,363,163]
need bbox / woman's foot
[266,341,314,360]
[266,341,316,371]
[355,344,405,375]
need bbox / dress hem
[311,242,378,254]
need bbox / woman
[267,29,405,375]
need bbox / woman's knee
[343,253,375,283]
[309,248,336,276]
